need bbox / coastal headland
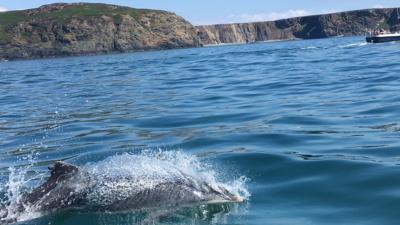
[0,3,201,60]
[0,3,399,60]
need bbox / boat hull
[366,35,400,43]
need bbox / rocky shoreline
[1,4,400,60]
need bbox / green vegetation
[0,3,161,25]
[377,21,391,30]
[112,14,123,25]
[0,11,25,26]
[0,3,165,42]
[0,11,25,41]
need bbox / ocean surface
[1,36,400,225]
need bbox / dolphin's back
[91,181,213,211]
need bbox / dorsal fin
[23,162,79,206]
[48,161,79,177]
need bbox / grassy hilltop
[0,3,201,60]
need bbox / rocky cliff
[197,8,400,45]
[0,3,201,60]
[2,5,400,60]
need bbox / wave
[301,46,319,50]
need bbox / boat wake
[338,42,368,48]
[0,150,250,224]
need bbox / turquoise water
[1,36,400,224]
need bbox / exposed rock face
[0,3,201,60]
[197,8,400,45]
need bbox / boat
[366,32,400,43]
[366,8,400,43]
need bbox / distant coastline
[197,8,400,45]
[0,3,399,60]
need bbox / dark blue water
[1,36,400,224]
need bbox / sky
[0,0,399,25]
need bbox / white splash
[84,150,250,206]
[0,166,43,223]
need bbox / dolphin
[0,161,242,224]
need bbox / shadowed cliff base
[196,8,400,45]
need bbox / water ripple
[1,36,400,224]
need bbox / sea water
[1,36,400,224]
